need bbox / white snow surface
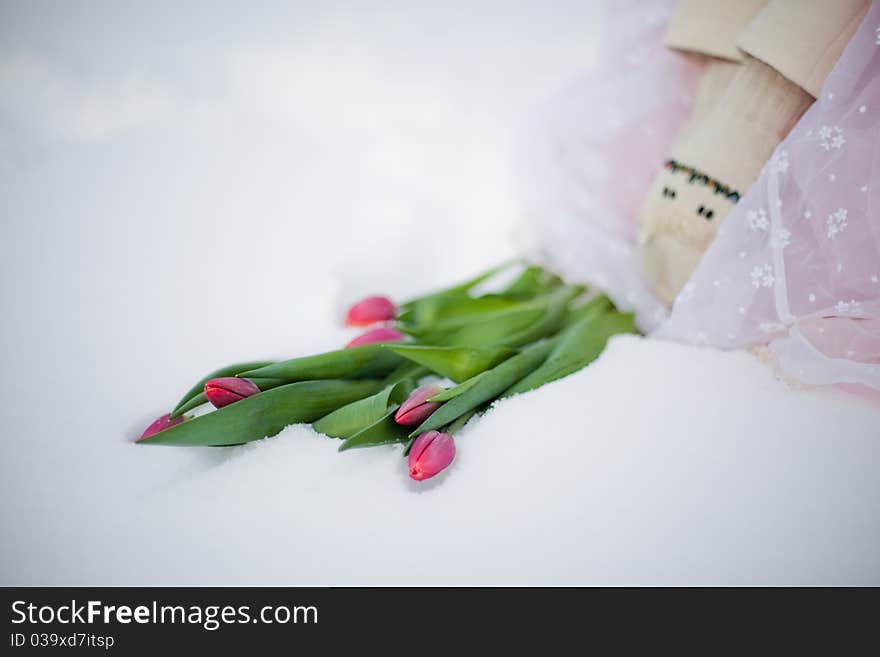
[1,1,879,585]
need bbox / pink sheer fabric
[658,2,880,390]
[517,0,703,329]
[522,0,880,391]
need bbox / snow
[2,1,879,585]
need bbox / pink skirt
[521,0,880,392]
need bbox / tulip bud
[395,384,444,426]
[408,430,456,481]
[204,377,261,408]
[138,413,184,441]
[345,296,396,327]
[346,326,406,348]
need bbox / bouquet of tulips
[137,262,636,481]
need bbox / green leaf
[398,263,562,334]
[382,361,430,385]
[409,339,556,437]
[445,408,477,434]
[399,259,519,309]
[499,284,584,348]
[498,265,563,300]
[398,295,523,337]
[170,360,274,418]
[427,371,488,402]
[172,393,210,417]
[446,305,546,347]
[504,310,635,396]
[139,379,385,446]
[442,284,583,348]
[313,380,414,439]
[397,291,466,332]
[388,345,516,383]
[238,345,403,382]
[398,260,521,330]
[338,408,412,451]
[561,293,614,327]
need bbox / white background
[1,0,878,584]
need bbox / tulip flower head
[345,296,396,327]
[204,377,261,409]
[138,413,184,441]
[346,326,406,348]
[395,384,444,426]
[408,430,456,481]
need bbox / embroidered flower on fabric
[771,150,790,173]
[771,228,791,249]
[835,299,864,316]
[826,208,848,239]
[746,208,769,232]
[750,264,774,289]
[818,125,845,150]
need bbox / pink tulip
[138,413,184,441]
[204,377,261,408]
[395,384,444,426]
[408,430,456,481]
[346,326,406,348]
[345,296,396,327]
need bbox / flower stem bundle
[137,262,637,481]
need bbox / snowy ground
[1,1,879,585]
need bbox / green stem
[399,258,521,308]
[445,409,477,435]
